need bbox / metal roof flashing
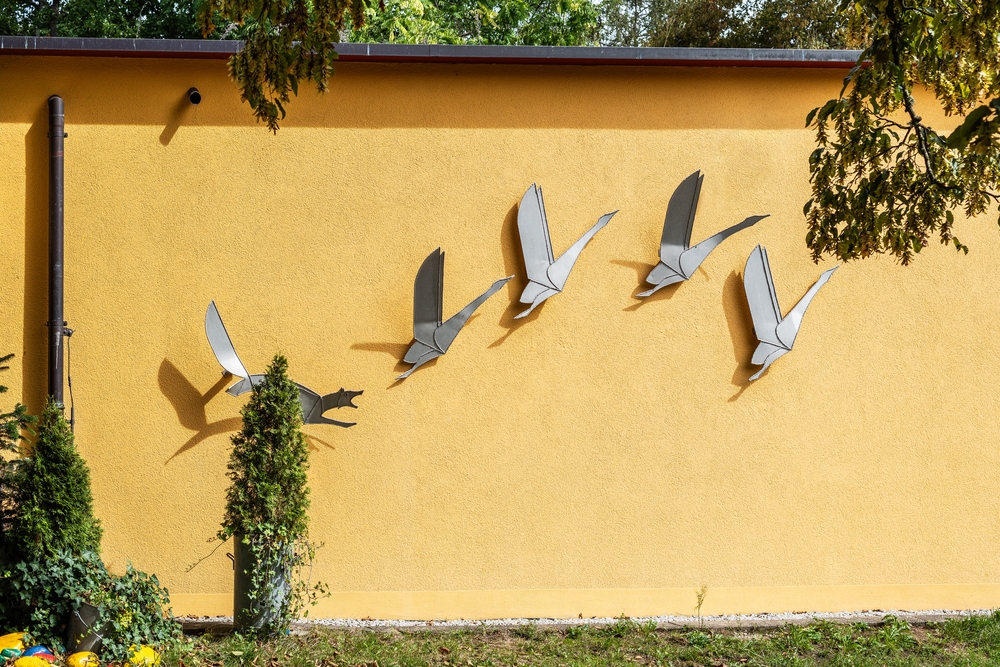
[0,36,862,67]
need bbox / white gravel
[177,608,997,630]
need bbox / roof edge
[0,36,863,67]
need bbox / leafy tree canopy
[2,0,851,128]
[807,0,1000,264]
[599,0,853,48]
[352,0,598,45]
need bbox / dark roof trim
[0,36,862,67]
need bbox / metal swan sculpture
[743,245,838,381]
[205,301,362,427]
[398,248,512,380]
[639,171,768,298]
[515,184,617,318]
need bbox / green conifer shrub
[0,352,36,565]
[218,354,325,634]
[8,398,102,561]
[0,397,179,657]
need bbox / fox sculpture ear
[514,183,617,320]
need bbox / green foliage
[351,0,598,45]
[0,353,36,564]
[8,398,102,562]
[219,354,324,635]
[0,0,237,37]
[97,563,180,662]
[219,355,309,542]
[0,549,107,647]
[160,613,1000,667]
[0,550,179,662]
[197,0,373,133]
[599,0,854,48]
[806,0,1000,264]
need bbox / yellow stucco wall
[1,54,997,620]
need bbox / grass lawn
[163,613,1000,667]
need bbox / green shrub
[219,354,324,634]
[8,398,101,561]
[0,549,106,646]
[0,393,178,659]
[0,352,37,564]
[0,550,179,661]
[97,563,179,661]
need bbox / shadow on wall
[0,60,839,131]
[490,204,542,348]
[160,89,196,146]
[158,359,339,459]
[722,270,760,400]
[159,359,241,463]
[21,102,48,415]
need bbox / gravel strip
[177,609,997,633]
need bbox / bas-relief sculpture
[205,301,363,427]
[640,171,768,297]
[743,245,838,381]
[398,248,512,380]
[515,184,617,318]
[199,175,838,401]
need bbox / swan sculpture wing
[412,248,444,349]
[659,170,702,269]
[206,301,256,395]
[514,183,615,319]
[743,245,838,381]
[433,276,513,353]
[743,245,785,348]
[517,184,557,290]
[774,266,838,349]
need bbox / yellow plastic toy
[14,656,51,667]
[0,634,27,659]
[67,652,100,667]
[127,646,160,667]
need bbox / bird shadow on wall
[303,432,336,453]
[722,270,761,400]
[159,91,193,146]
[159,359,241,463]
[21,104,49,414]
[490,204,543,348]
[160,359,340,459]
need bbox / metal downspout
[47,95,65,406]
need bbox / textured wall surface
[0,55,996,619]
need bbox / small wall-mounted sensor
[188,87,202,105]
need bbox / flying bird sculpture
[639,171,768,298]
[515,184,617,318]
[743,245,838,381]
[205,301,362,427]
[399,248,512,380]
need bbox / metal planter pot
[233,534,292,630]
[67,602,110,652]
